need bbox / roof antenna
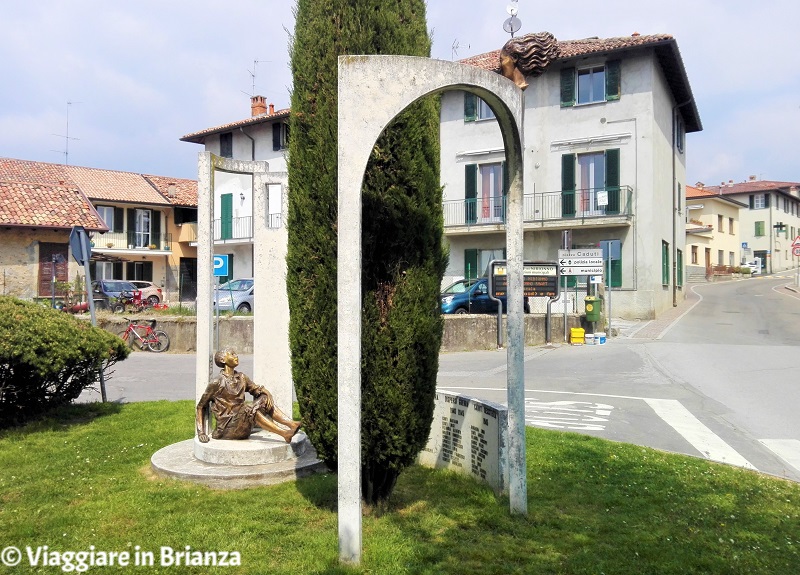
[51,100,81,165]
[503,1,522,38]
[243,59,271,97]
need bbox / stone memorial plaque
[418,391,508,493]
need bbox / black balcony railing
[442,186,633,227]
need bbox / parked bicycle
[117,317,170,352]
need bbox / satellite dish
[503,16,522,35]
[506,4,518,16]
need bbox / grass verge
[0,401,798,574]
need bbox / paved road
[82,274,800,482]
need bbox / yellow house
[685,185,747,278]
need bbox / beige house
[0,157,197,303]
[685,185,747,278]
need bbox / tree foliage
[287,0,447,502]
[0,296,129,428]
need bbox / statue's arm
[195,383,216,443]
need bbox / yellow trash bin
[570,327,585,345]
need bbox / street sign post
[489,260,560,298]
[557,248,603,276]
[213,254,229,277]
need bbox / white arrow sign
[561,267,605,276]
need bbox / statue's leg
[254,412,298,443]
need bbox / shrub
[741,267,752,275]
[288,0,446,503]
[0,296,129,428]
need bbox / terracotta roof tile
[0,181,107,231]
[64,165,171,206]
[144,174,198,207]
[181,108,290,144]
[701,180,800,196]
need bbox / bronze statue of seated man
[196,348,301,443]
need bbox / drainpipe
[239,127,255,161]
[672,99,692,307]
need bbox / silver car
[213,278,254,312]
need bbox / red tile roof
[0,180,107,231]
[698,180,800,196]
[144,175,198,207]
[64,165,171,206]
[0,157,198,229]
[181,107,290,144]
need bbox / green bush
[0,296,129,427]
[741,266,752,275]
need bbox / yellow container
[570,327,585,345]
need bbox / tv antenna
[243,59,272,97]
[503,1,522,37]
[51,100,81,165]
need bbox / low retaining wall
[97,313,583,353]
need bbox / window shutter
[143,261,153,282]
[749,195,754,209]
[764,193,770,208]
[113,262,123,279]
[127,209,135,247]
[113,207,124,233]
[151,210,161,248]
[126,262,135,279]
[560,68,576,107]
[605,148,620,214]
[561,154,576,217]
[465,164,477,224]
[464,92,477,122]
[464,249,478,280]
[220,194,233,240]
[610,259,622,288]
[272,123,281,151]
[676,250,683,287]
[605,60,621,101]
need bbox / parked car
[441,278,530,314]
[213,278,254,312]
[128,280,163,305]
[91,280,140,313]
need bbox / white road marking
[525,399,614,431]
[759,439,800,473]
[644,398,756,470]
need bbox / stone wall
[97,313,581,353]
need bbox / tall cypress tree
[287,0,446,503]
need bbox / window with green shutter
[464,164,477,224]
[561,61,621,107]
[605,148,620,214]
[464,249,478,280]
[755,221,765,236]
[676,249,683,287]
[220,193,233,240]
[464,92,477,122]
[560,68,576,107]
[561,154,576,217]
[662,241,670,285]
[605,60,621,101]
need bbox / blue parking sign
[213,255,229,277]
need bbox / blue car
[440,278,529,314]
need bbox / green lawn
[0,401,798,574]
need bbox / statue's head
[214,347,238,368]
[500,32,561,89]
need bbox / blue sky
[1,1,798,185]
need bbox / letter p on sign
[213,255,229,277]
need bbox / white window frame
[135,208,151,248]
[577,65,606,105]
[477,98,496,120]
[478,163,503,223]
[754,194,766,209]
[96,205,114,228]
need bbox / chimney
[749,175,757,181]
[269,103,275,115]
[696,182,704,189]
[251,95,267,116]
[631,31,640,37]
[167,183,176,198]
[728,180,734,187]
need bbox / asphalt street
[81,274,800,482]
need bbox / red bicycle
[117,317,170,352]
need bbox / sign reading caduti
[418,391,508,493]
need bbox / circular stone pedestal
[151,431,327,489]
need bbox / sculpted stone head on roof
[499,31,561,90]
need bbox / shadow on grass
[0,401,123,438]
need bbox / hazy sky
[1,1,798,185]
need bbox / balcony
[442,186,634,232]
[94,231,172,252]
[182,214,283,244]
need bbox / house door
[577,152,604,216]
[179,257,197,301]
[135,209,151,248]
[220,193,233,240]
[38,242,69,297]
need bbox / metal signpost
[489,260,560,346]
[213,255,229,351]
[558,248,603,341]
[69,226,106,402]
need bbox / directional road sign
[558,248,603,276]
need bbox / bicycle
[117,317,170,352]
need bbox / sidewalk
[613,287,702,340]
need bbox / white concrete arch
[337,55,527,564]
